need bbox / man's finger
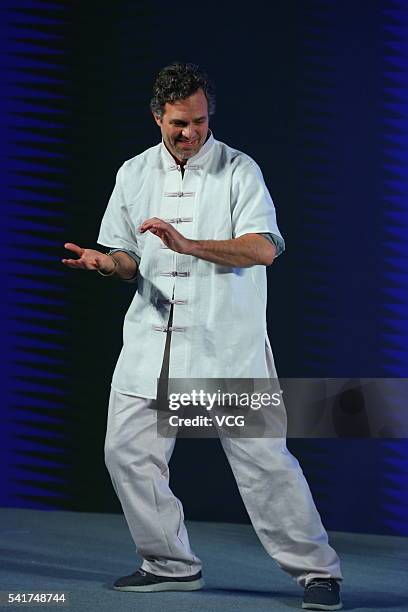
[141,217,161,225]
[61,258,83,268]
[148,226,170,239]
[139,218,169,233]
[140,223,162,233]
[64,242,84,256]
[62,258,99,270]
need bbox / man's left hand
[139,218,191,254]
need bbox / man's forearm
[186,234,276,267]
[101,251,138,280]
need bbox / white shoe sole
[302,602,342,610]
[113,578,205,592]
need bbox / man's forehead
[163,91,208,118]
[164,108,208,122]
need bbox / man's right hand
[62,242,115,274]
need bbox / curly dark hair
[150,62,216,118]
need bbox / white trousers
[104,389,342,587]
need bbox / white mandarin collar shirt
[98,133,285,398]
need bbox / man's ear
[152,112,162,127]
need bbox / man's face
[153,88,209,163]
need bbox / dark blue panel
[0,0,72,509]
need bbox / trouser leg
[220,435,342,587]
[104,389,202,577]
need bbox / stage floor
[1,508,407,611]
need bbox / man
[62,62,343,610]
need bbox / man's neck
[163,144,186,168]
[164,129,212,168]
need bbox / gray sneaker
[113,568,204,592]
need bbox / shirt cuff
[107,248,140,265]
[257,233,285,258]
[107,248,139,283]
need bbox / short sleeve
[231,160,285,257]
[97,165,140,259]
[108,248,140,265]
[258,233,281,251]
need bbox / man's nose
[181,125,195,140]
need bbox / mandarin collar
[160,130,215,170]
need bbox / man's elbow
[238,234,277,266]
[258,240,277,266]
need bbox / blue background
[0,0,407,535]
